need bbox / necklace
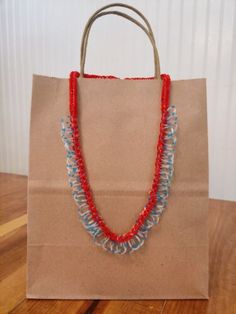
[61,71,178,254]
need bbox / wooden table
[0,173,235,314]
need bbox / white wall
[0,0,235,201]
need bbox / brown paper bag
[27,4,208,299]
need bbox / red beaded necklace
[69,71,171,244]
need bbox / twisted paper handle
[80,3,160,78]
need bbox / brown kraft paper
[27,75,209,299]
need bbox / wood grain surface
[0,173,235,314]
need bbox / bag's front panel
[27,75,208,299]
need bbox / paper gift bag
[27,3,209,299]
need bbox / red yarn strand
[69,72,171,243]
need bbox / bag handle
[80,4,160,78]
[80,3,157,68]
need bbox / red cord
[69,71,171,243]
